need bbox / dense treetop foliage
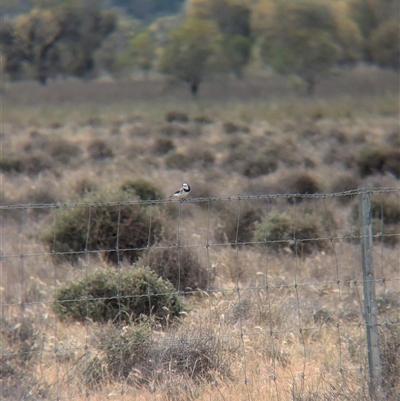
[1,0,398,94]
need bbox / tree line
[1,0,398,95]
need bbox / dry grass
[1,68,399,400]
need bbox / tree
[158,18,219,96]
[221,35,252,78]
[260,0,340,96]
[1,9,63,83]
[130,32,156,75]
[369,18,400,70]
[331,1,362,65]
[210,0,251,37]
[111,0,185,21]
[349,0,398,62]
[0,2,116,84]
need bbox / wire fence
[1,187,399,400]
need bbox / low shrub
[120,178,164,200]
[254,209,332,256]
[223,121,250,134]
[0,156,23,173]
[73,177,99,197]
[356,146,400,178]
[83,324,230,390]
[194,115,213,124]
[282,171,321,203]
[187,147,216,168]
[160,123,190,137]
[351,193,400,225]
[224,143,257,172]
[152,137,175,155]
[0,315,46,399]
[330,173,360,204]
[323,145,355,168]
[53,267,185,325]
[381,323,400,399]
[18,180,60,207]
[242,156,278,178]
[385,131,400,148]
[215,204,264,245]
[349,193,400,246]
[87,139,114,160]
[41,188,166,264]
[165,110,189,123]
[164,151,193,170]
[263,140,301,167]
[142,245,213,292]
[23,135,82,164]
[20,153,54,175]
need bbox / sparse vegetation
[81,323,231,391]
[1,53,399,400]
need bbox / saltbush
[160,123,190,137]
[53,267,185,325]
[164,151,193,170]
[82,324,231,390]
[254,209,332,256]
[142,245,213,291]
[282,171,321,203]
[0,156,23,173]
[215,205,264,245]
[165,110,189,123]
[223,121,250,134]
[120,178,164,200]
[41,188,166,264]
[152,137,175,155]
[87,139,114,160]
[356,146,400,178]
[242,156,278,178]
[351,193,400,225]
[349,193,400,246]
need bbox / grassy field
[1,67,399,400]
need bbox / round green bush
[53,267,185,325]
[41,188,166,264]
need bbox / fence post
[358,190,382,397]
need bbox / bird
[172,182,191,199]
